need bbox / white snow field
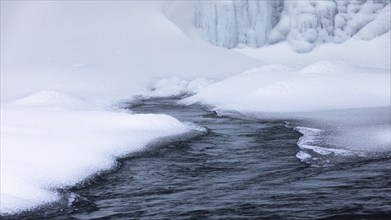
[1,0,390,215]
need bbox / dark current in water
[4,98,391,219]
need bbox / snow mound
[298,61,356,74]
[1,101,198,214]
[7,91,98,111]
[182,62,390,112]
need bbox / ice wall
[195,0,283,48]
[195,0,390,52]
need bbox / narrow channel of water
[5,98,391,219]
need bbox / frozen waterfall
[195,0,390,52]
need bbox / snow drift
[182,62,390,112]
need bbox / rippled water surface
[5,98,391,219]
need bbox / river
[5,98,391,219]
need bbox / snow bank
[235,32,390,69]
[182,62,390,112]
[1,91,199,214]
[181,62,391,164]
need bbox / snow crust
[195,0,390,52]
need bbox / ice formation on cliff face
[195,0,390,52]
[195,0,283,48]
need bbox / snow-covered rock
[195,0,390,52]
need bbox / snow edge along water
[0,93,207,215]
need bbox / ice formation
[195,0,390,52]
[195,0,283,48]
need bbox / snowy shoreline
[0,94,206,214]
[2,0,390,215]
[179,98,391,167]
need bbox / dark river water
[4,98,391,219]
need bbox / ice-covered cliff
[195,0,390,52]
